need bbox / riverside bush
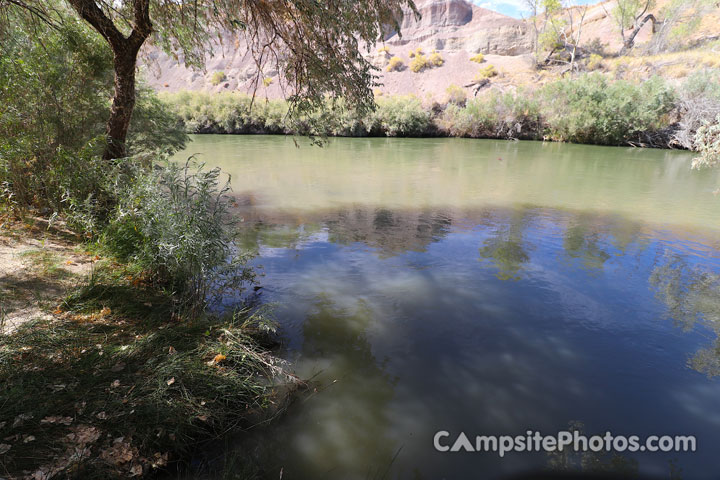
[674,70,720,149]
[692,115,720,170]
[162,75,684,146]
[367,96,433,136]
[539,74,675,145]
[104,161,251,308]
[442,90,541,139]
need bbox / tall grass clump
[540,74,675,145]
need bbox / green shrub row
[161,73,699,147]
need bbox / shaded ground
[0,219,92,334]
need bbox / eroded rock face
[142,0,533,95]
[391,0,532,55]
[402,0,474,29]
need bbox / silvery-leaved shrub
[105,160,252,310]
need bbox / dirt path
[0,220,92,334]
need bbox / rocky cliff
[141,0,534,99]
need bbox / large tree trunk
[66,0,151,160]
[105,48,139,160]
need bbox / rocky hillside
[141,0,720,102]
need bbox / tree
[603,0,657,54]
[0,0,417,160]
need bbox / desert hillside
[139,0,720,101]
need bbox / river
[178,135,720,479]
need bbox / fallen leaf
[0,421,6,430]
[65,260,74,265]
[213,354,227,364]
[111,380,121,388]
[168,346,176,355]
[129,464,143,476]
[12,413,33,428]
[0,443,10,454]
[41,416,73,426]
[71,425,101,445]
[96,411,107,420]
[23,435,36,443]
[152,452,169,468]
[197,415,208,422]
[166,377,175,386]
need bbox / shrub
[540,74,675,145]
[470,53,485,63]
[692,115,720,170]
[429,50,444,67]
[586,53,604,71]
[378,45,391,55]
[674,70,720,149]
[409,47,423,58]
[445,84,467,105]
[476,64,498,79]
[441,90,541,139]
[387,56,404,72]
[368,96,432,136]
[105,161,250,308]
[210,71,226,86]
[263,76,273,87]
[410,54,429,73]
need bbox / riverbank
[0,218,294,479]
[160,70,720,151]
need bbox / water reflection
[650,253,720,377]
[175,136,720,479]
[228,203,720,479]
[479,209,532,280]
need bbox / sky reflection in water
[177,136,720,479]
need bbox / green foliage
[159,91,289,134]
[0,12,186,219]
[162,91,434,137]
[105,161,250,307]
[442,90,542,139]
[210,70,227,86]
[446,84,467,106]
[692,115,720,170]
[368,96,432,136]
[386,56,404,72]
[470,53,485,63]
[540,74,675,145]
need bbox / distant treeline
[161,70,720,150]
